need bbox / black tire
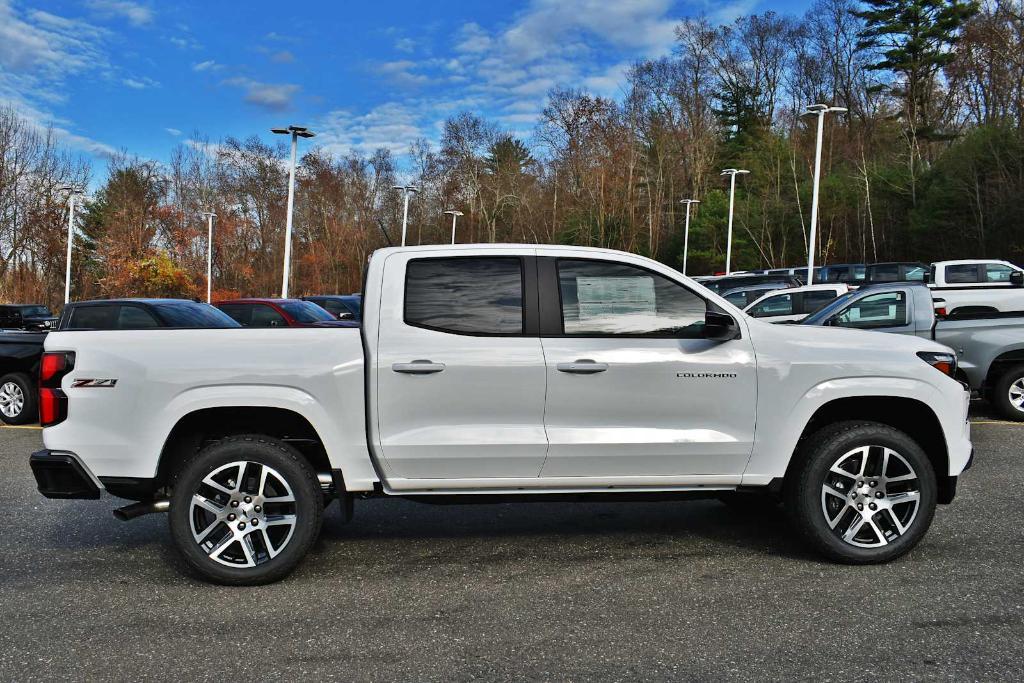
[785,421,937,564]
[0,372,37,425]
[990,363,1024,422]
[168,434,323,585]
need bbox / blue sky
[1,0,812,170]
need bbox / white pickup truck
[929,259,1024,316]
[30,245,973,584]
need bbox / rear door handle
[556,359,608,374]
[392,360,446,374]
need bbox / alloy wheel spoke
[885,508,906,535]
[261,528,281,558]
[264,514,296,527]
[240,533,258,567]
[867,518,889,545]
[823,484,848,501]
[842,515,866,543]
[192,493,224,515]
[887,490,920,505]
[207,533,234,561]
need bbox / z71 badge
[71,378,118,388]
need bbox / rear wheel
[168,435,323,585]
[786,421,936,564]
[0,372,36,425]
[991,363,1024,422]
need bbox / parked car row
[0,294,361,425]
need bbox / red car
[214,298,359,328]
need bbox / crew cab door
[373,249,548,481]
[536,253,757,478]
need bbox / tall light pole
[803,104,846,281]
[720,169,749,275]
[271,125,315,298]
[444,209,463,244]
[393,185,419,246]
[58,186,82,304]
[200,211,217,303]
[678,199,700,276]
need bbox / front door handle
[392,360,446,374]
[556,359,608,374]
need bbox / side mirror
[1011,271,1023,287]
[704,311,740,341]
[922,272,931,284]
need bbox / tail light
[917,351,956,378]
[39,351,75,427]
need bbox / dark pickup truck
[0,299,238,424]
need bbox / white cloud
[165,127,181,136]
[315,102,428,156]
[0,0,116,156]
[122,75,159,89]
[223,77,300,111]
[192,59,220,72]
[394,37,416,53]
[85,0,153,26]
[373,60,432,87]
[270,50,296,64]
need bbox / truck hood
[748,317,953,356]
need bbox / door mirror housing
[1010,271,1024,287]
[704,311,740,341]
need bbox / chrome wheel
[1008,378,1024,412]
[821,445,921,548]
[0,381,25,419]
[189,461,298,568]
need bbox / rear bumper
[29,450,102,499]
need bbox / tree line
[2,0,1022,308]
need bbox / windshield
[153,302,241,328]
[800,290,859,325]
[281,301,336,323]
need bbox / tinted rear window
[405,257,523,335]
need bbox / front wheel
[991,363,1024,422]
[786,421,936,564]
[168,435,323,585]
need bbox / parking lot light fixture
[720,169,750,276]
[271,125,316,298]
[678,199,700,276]
[444,210,464,244]
[200,212,217,303]
[802,104,847,279]
[58,186,83,304]
[393,185,420,246]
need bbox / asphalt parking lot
[1,411,1022,682]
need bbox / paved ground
[1,411,1022,682]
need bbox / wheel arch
[784,396,954,503]
[156,406,335,491]
[984,350,1024,390]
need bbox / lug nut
[869,481,877,487]
[237,522,246,530]
[227,513,236,521]
[251,519,259,526]
[875,492,884,499]
[230,500,239,508]
[244,496,252,503]
[857,504,863,511]
[254,505,262,513]
[858,481,864,487]
[869,503,877,510]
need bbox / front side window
[405,257,523,335]
[749,293,794,317]
[833,292,908,329]
[945,264,980,283]
[904,266,927,281]
[250,305,287,328]
[985,264,1014,283]
[853,265,866,281]
[724,291,749,307]
[557,259,706,336]
[155,303,240,328]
